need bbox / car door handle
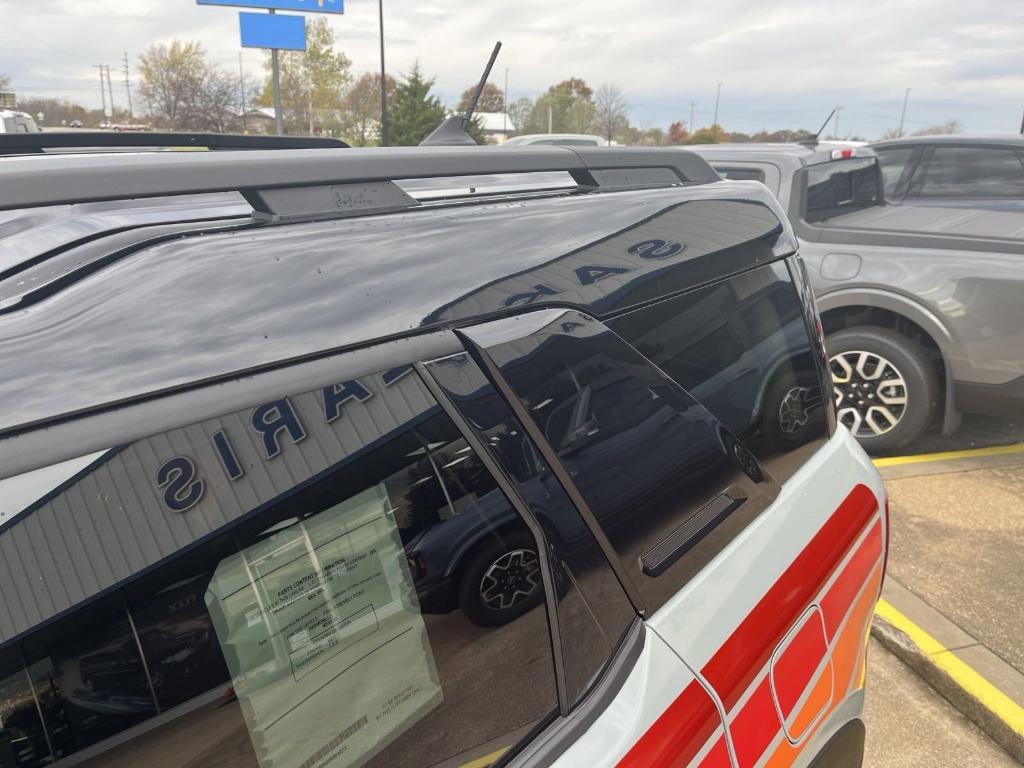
[640,492,746,577]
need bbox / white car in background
[503,132,607,146]
[0,110,40,133]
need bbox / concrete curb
[871,611,1024,764]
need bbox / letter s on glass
[157,456,205,513]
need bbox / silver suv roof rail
[0,145,721,218]
[0,132,348,155]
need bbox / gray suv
[691,142,1024,452]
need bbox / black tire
[826,326,938,453]
[457,531,544,628]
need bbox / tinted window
[875,147,915,197]
[610,261,828,482]
[462,310,780,612]
[918,146,1024,197]
[804,158,881,222]
[0,365,559,768]
[424,353,636,704]
[716,167,765,182]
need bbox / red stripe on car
[729,676,781,768]
[819,520,884,640]
[701,483,878,711]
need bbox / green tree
[525,77,595,134]
[456,82,505,113]
[507,96,532,134]
[687,124,727,144]
[340,72,396,146]
[259,17,352,134]
[388,63,446,146]
[464,115,488,144]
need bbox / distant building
[0,91,15,109]
[240,106,277,134]
[473,112,515,144]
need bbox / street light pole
[269,9,284,135]
[898,88,911,138]
[378,0,389,146]
[689,101,696,132]
[713,82,722,126]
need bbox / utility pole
[713,82,722,126]
[105,65,116,117]
[269,9,284,135]
[308,75,314,135]
[239,52,247,132]
[547,102,553,133]
[92,65,108,119]
[122,52,133,120]
[503,67,508,135]
[378,0,388,145]
[834,105,843,139]
[898,88,911,137]
[689,101,696,132]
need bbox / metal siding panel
[91,462,148,574]
[35,504,83,612]
[77,472,131,581]
[49,492,100,599]
[22,513,68,610]
[0,535,32,639]
[9,522,53,624]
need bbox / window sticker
[205,485,442,768]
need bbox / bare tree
[138,40,207,129]
[191,67,240,132]
[912,119,962,136]
[593,84,628,145]
[340,72,396,146]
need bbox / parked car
[502,132,606,146]
[0,110,40,134]
[690,141,1024,452]
[873,134,1024,211]
[0,132,886,768]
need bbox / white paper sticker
[205,485,442,768]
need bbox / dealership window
[0,366,559,768]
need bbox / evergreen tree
[388,63,446,146]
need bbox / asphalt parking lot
[864,416,1024,766]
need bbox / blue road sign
[239,12,307,50]
[199,0,343,13]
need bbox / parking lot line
[874,598,1024,738]
[460,748,507,768]
[873,443,1024,468]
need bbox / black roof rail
[0,145,721,216]
[0,132,349,156]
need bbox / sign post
[198,0,344,137]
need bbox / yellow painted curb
[873,443,1024,468]
[875,598,1024,736]
[460,748,507,768]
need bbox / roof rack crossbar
[0,145,720,213]
[0,132,348,155]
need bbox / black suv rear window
[805,158,881,222]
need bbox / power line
[91,64,107,117]
[122,52,133,119]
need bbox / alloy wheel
[479,549,541,611]
[830,350,909,437]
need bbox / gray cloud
[2,0,1024,138]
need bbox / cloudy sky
[3,0,1024,138]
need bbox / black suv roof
[0,142,793,440]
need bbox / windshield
[804,157,882,222]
